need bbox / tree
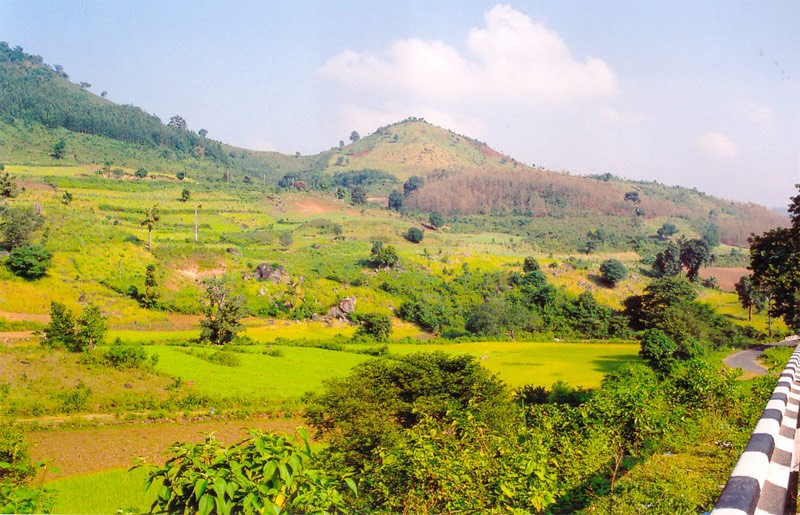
[134,167,148,179]
[748,185,800,331]
[429,211,444,229]
[167,115,187,131]
[350,186,366,205]
[179,188,190,202]
[599,259,628,287]
[388,190,404,211]
[403,176,424,196]
[656,223,678,240]
[79,81,91,90]
[51,138,66,159]
[199,278,247,345]
[7,244,51,279]
[141,205,161,251]
[0,172,19,205]
[734,275,766,321]
[652,243,681,277]
[42,302,107,352]
[198,128,208,138]
[142,264,159,308]
[42,302,76,350]
[75,304,108,351]
[61,191,73,205]
[404,227,424,243]
[624,191,640,204]
[638,328,677,374]
[176,170,186,180]
[355,313,392,342]
[679,238,710,281]
[1,206,44,250]
[349,130,360,143]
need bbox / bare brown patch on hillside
[176,265,226,282]
[699,267,748,292]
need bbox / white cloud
[319,4,617,105]
[696,132,740,159]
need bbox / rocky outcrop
[251,263,289,283]
[327,297,356,321]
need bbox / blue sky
[2,1,798,207]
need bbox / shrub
[639,328,677,374]
[404,226,424,243]
[142,429,353,515]
[105,338,154,369]
[355,313,392,342]
[599,259,627,286]
[7,244,52,279]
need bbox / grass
[148,345,372,399]
[46,467,157,514]
[387,340,642,389]
[698,290,788,334]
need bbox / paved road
[724,337,799,375]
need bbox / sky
[1,1,798,208]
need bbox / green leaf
[193,478,208,500]
[198,493,213,515]
[344,477,358,497]
[212,477,228,499]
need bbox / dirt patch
[28,416,306,479]
[699,267,748,292]
[176,266,225,282]
[0,331,36,343]
[0,312,50,323]
[291,198,337,215]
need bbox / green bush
[404,226,424,243]
[141,429,354,515]
[104,339,155,370]
[7,244,52,279]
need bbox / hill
[0,40,787,250]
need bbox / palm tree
[141,205,161,251]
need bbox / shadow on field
[590,354,641,374]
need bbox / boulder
[327,296,356,321]
[253,263,288,283]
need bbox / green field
[388,341,641,388]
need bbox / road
[724,336,799,375]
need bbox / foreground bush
[141,429,354,515]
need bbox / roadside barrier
[711,343,800,515]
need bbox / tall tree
[679,238,710,281]
[141,205,161,251]
[748,185,800,331]
[734,275,767,322]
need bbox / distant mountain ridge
[0,41,788,247]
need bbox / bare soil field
[699,267,748,292]
[28,416,305,479]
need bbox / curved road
[724,337,799,375]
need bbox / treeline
[0,42,227,163]
[405,168,786,246]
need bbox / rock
[253,263,288,283]
[327,297,356,321]
[226,247,242,256]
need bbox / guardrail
[712,343,800,515]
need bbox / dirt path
[28,416,305,479]
[723,336,799,376]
